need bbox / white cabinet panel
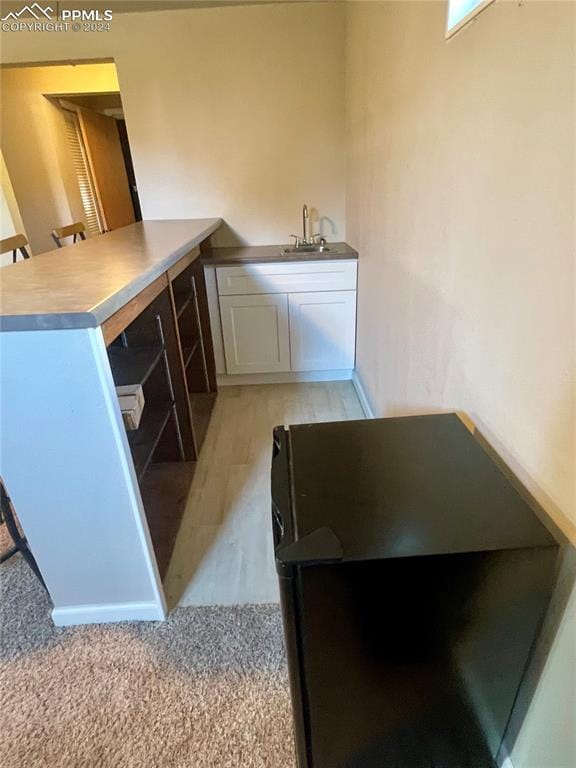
[216,261,357,296]
[289,291,356,371]
[220,293,290,374]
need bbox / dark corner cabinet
[271,414,562,768]
[105,249,217,579]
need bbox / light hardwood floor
[165,382,365,608]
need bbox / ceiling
[49,0,334,14]
[0,1,337,22]
[109,1,324,10]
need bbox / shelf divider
[175,290,194,319]
[128,404,173,481]
[108,345,164,388]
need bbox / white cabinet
[289,291,356,371]
[216,261,357,295]
[215,260,358,377]
[219,293,290,374]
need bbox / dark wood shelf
[175,291,194,319]
[139,461,196,582]
[128,404,173,480]
[103,256,218,595]
[108,345,164,387]
[190,391,216,451]
[182,340,200,370]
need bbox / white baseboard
[501,758,515,768]
[52,600,166,627]
[217,370,353,386]
[352,370,376,418]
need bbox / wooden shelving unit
[170,257,217,455]
[105,253,218,581]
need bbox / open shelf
[175,290,194,319]
[182,339,200,370]
[139,461,196,581]
[108,345,164,387]
[128,404,173,480]
[105,258,218,592]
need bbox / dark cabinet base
[286,550,556,768]
[272,416,562,768]
[106,250,218,581]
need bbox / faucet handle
[311,234,327,246]
[289,234,301,248]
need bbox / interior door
[219,293,290,374]
[77,107,135,231]
[289,290,357,371]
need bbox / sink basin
[281,245,331,255]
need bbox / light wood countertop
[0,219,221,332]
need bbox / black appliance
[271,414,561,768]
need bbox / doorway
[0,61,140,255]
[52,91,142,234]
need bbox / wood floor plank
[164,381,365,608]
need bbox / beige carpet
[0,549,294,768]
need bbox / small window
[446,0,496,39]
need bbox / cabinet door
[289,291,356,371]
[220,293,290,374]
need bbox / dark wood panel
[191,260,218,393]
[140,461,196,581]
[103,246,218,586]
[189,392,217,453]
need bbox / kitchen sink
[281,244,331,255]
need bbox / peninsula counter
[0,219,222,625]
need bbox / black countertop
[274,413,560,566]
[201,242,358,266]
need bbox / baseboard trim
[352,371,376,418]
[217,370,354,386]
[52,600,166,627]
[500,758,515,768]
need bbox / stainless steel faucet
[288,205,327,250]
[303,204,310,244]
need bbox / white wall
[345,2,575,766]
[0,178,16,239]
[0,148,27,266]
[0,3,346,252]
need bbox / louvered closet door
[63,109,102,235]
[77,108,135,232]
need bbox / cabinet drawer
[216,260,357,296]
